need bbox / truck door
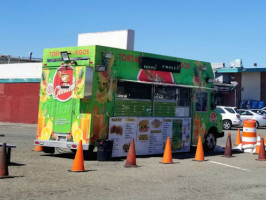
[53,99,73,133]
[48,65,75,134]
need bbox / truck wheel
[43,147,55,154]
[222,120,232,130]
[204,133,217,151]
[256,121,259,128]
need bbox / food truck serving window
[154,86,176,101]
[210,92,217,110]
[195,91,208,112]
[117,81,152,99]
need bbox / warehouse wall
[0,83,40,123]
[241,72,260,101]
[0,63,42,123]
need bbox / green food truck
[34,45,224,156]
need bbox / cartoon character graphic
[74,67,85,98]
[192,62,206,87]
[40,70,50,102]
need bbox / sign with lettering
[140,57,181,73]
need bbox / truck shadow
[41,151,98,161]
[40,146,244,161]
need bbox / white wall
[241,72,260,101]
[0,63,42,79]
[78,30,135,50]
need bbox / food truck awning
[119,79,215,90]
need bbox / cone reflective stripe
[34,145,43,152]
[194,136,205,161]
[242,119,257,148]
[70,140,85,172]
[124,138,137,167]
[224,132,232,158]
[235,129,242,145]
[162,137,173,164]
[256,138,266,161]
[0,143,8,177]
[255,134,261,154]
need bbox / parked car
[237,109,266,128]
[250,109,266,116]
[261,107,266,112]
[216,106,241,130]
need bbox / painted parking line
[210,161,251,172]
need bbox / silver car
[237,109,266,128]
[251,109,266,116]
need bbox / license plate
[58,136,66,142]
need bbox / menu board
[136,118,163,155]
[109,117,191,157]
[108,117,137,157]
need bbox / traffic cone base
[69,140,88,172]
[194,136,205,161]
[161,137,174,164]
[255,158,266,161]
[124,138,137,167]
[34,145,43,152]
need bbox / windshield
[224,107,236,114]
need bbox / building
[0,54,41,64]
[213,64,266,108]
[0,62,42,123]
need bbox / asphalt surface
[1,123,266,200]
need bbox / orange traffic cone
[124,138,137,167]
[69,140,86,172]
[34,145,43,152]
[235,129,242,145]
[194,136,205,161]
[162,137,173,164]
[0,143,9,178]
[224,132,232,158]
[256,138,266,161]
[255,134,261,154]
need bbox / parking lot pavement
[1,123,266,200]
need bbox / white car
[261,107,266,112]
[237,109,266,128]
[216,106,241,130]
[250,109,266,116]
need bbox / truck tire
[222,120,232,130]
[43,147,55,154]
[256,121,259,128]
[204,132,217,151]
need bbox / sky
[0,0,266,68]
